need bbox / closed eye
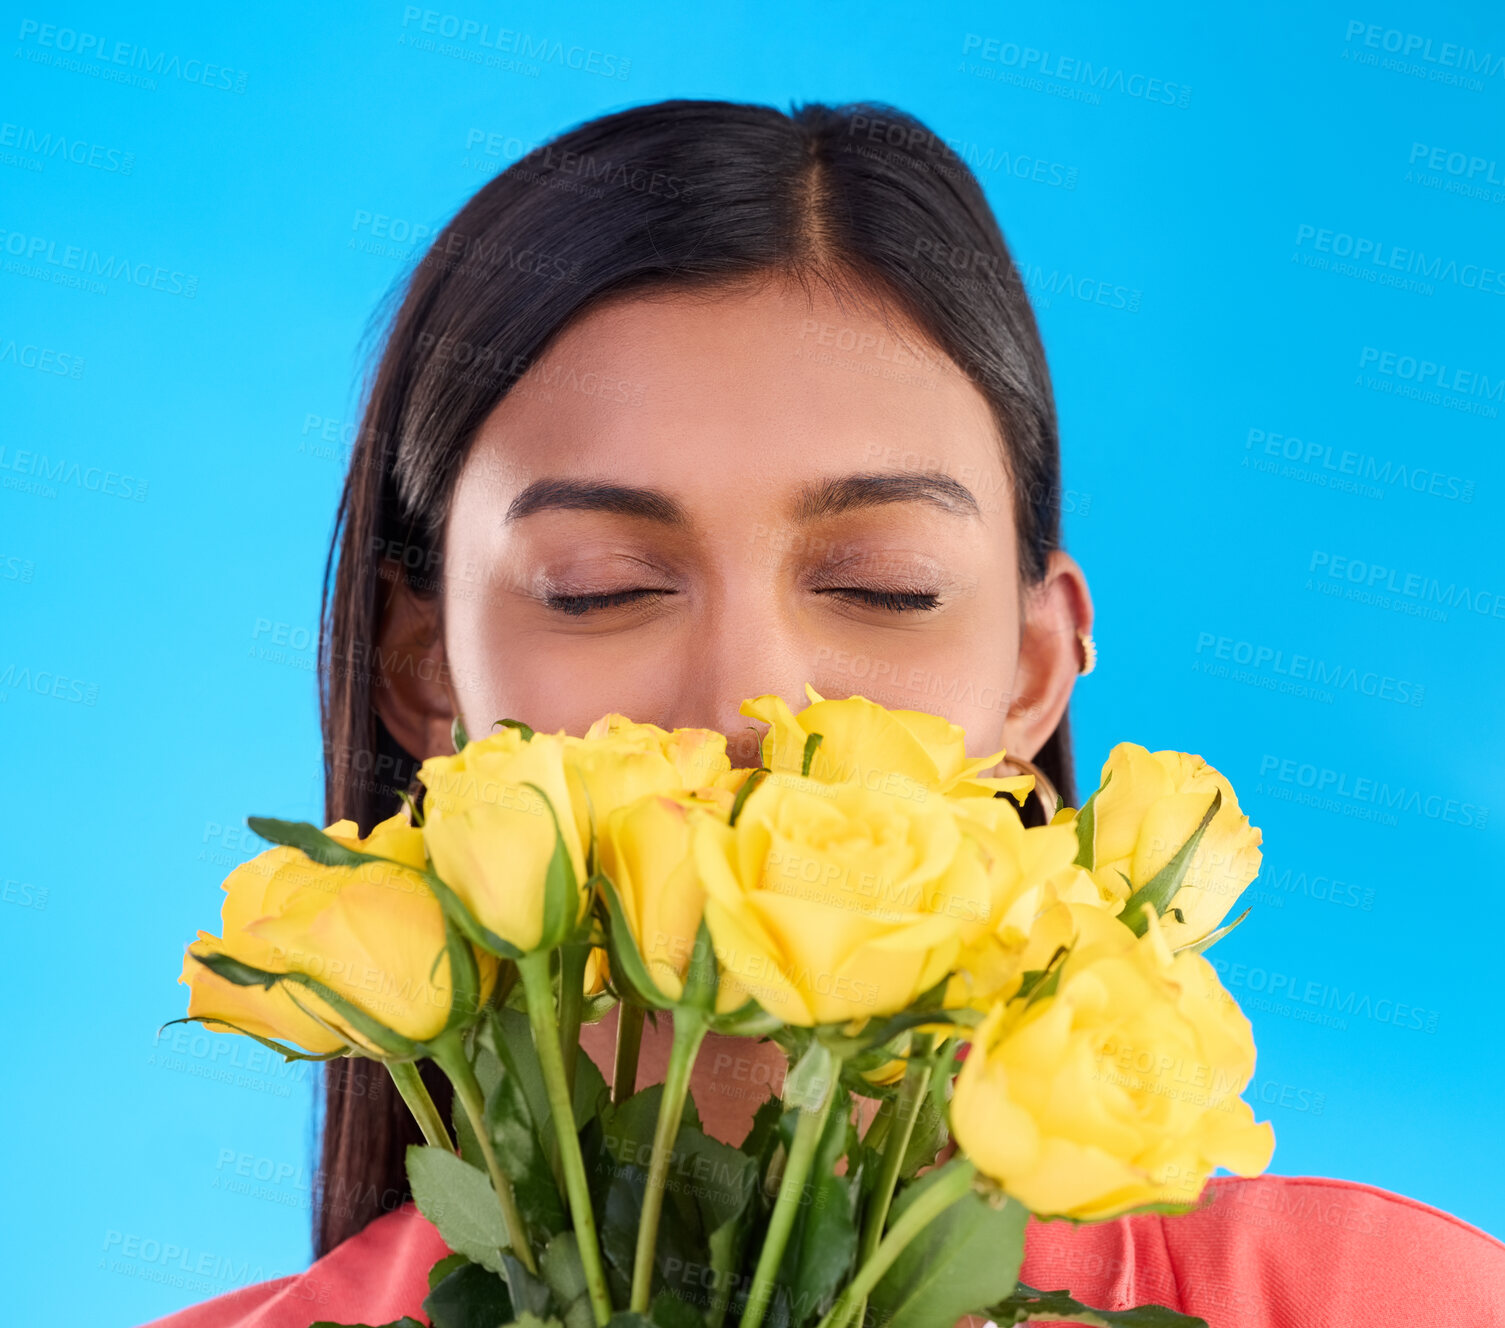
[543,587,942,616]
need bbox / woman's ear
[370,559,455,761]
[1002,550,1094,761]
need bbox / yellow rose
[692,770,992,1027]
[597,793,710,1003]
[583,947,611,997]
[942,798,1101,1010]
[950,901,1275,1221]
[1087,743,1263,948]
[565,716,733,849]
[182,814,493,1054]
[419,728,589,954]
[740,684,1034,801]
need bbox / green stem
[858,1045,935,1269]
[630,1011,708,1312]
[431,1037,539,1276]
[814,1158,978,1328]
[612,1001,646,1106]
[558,943,587,1098]
[386,1060,454,1152]
[520,952,614,1326]
[738,1061,840,1328]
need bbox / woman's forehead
[457,281,1009,516]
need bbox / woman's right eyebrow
[503,470,980,527]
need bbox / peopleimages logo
[1293,224,1505,295]
[1257,754,1488,830]
[1343,20,1505,81]
[1307,551,1505,620]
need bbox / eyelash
[544,587,942,617]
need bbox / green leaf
[451,715,470,752]
[1118,789,1222,937]
[481,1013,569,1236]
[800,731,824,777]
[1072,774,1107,868]
[422,1256,514,1328]
[495,717,537,740]
[649,1291,705,1328]
[867,1168,1027,1328]
[541,1231,595,1328]
[504,1258,557,1319]
[405,1144,510,1274]
[427,1250,472,1289]
[309,1318,425,1327]
[987,1284,1208,1327]
[572,1040,610,1133]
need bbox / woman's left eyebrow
[503,470,980,527]
[790,471,981,522]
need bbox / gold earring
[1077,631,1097,676]
[995,751,1062,822]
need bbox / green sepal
[678,918,719,1014]
[596,872,673,1009]
[494,717,536,740]
[187,948,419,1059]
[440,913,485,1036]
[155,1015,348,1063]
[523,779,584,952]
[1072,772,1109,868]
[800,731,824,778]
[784,1039,837,1112]
[706,997,783,1038]
[246,815,374,867]
[1175,904,1252,957]
[1014,942,1072,1010]
[422,869,525,962]
[1117,788,1222,937]
[727,767,770,827]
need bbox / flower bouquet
[172,685,1274,1328]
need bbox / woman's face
[379,276,1091,771]
[374,275,1091,1142]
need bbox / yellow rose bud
[860,1057,910,1087]
[565,716,732,848]
[583,947,611,997]
[740,684,1032,800]
[1090,743,1263,948]
[420,728,589,954]
[942,798,1095,1010]
[182,814,494,1055]
[597,793,709,1003]
[692,770,991,1027]
[950,902,1275,1221]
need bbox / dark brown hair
[314,97,1076,1256]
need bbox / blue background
[2,0,1502,1320]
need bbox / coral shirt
[141,1174,1505,1327]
